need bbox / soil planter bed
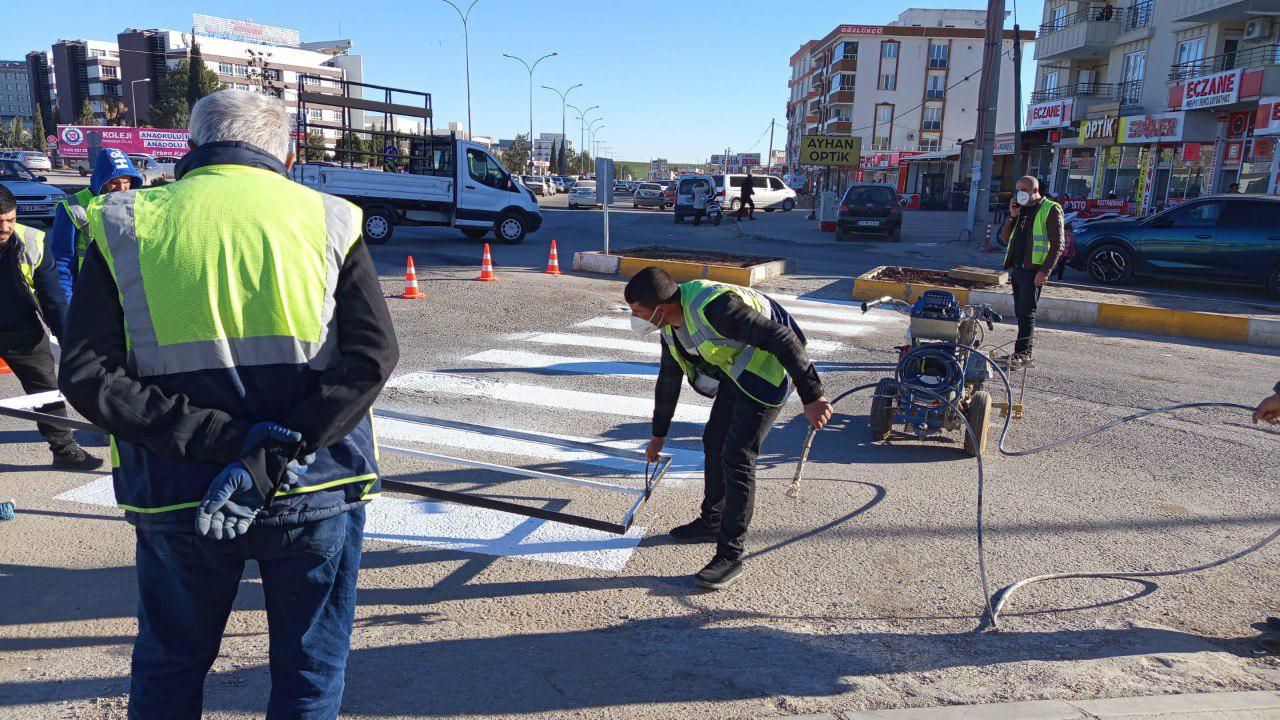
[572,245,792,286]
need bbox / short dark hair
[0,186,16,215]
[624,266,680,306]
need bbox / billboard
[57,125,191,159]
[798,135,862,167]
[193,13,301,48]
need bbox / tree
[296,129,331,163]
[569,149,592,176]
[151,57,222,128]
[500,133,531,175]
[103,97,129,126]
[10,118,27,148]
[32,106,46,153]
[75,99,95,125]
[335,131,365,164]
[245,49,283,97]
[187,38,209,110]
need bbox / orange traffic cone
[544,239,563,275]
[0,358,10,375]
[476,243,498,282]
[398,256,426,299]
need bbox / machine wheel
[963,390,992,457]
[869,379,897,441]
[1086,244,1135,285]
[781,198,796,212]
[495,212,528,244]
[460,226,489,240]
[362,208,395,245]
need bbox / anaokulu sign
[798,135,862,167]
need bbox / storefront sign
[1222,140,1244,168]
[1255,96,1280,135]
[1183,143,1201,162]
[798,135,862,166]
[1227,111,1253,138]
[836,25,884,35]
[1026,99,1075,130]
[994,133,1015,155]
[1183,69,1242,110]
[1250,137,1275,162]
[1079,116,1117,143]
[56,124,191,159]
[1118,112,1183,143]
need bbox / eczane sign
[1184,69,1242,109]
[1025,99,1074,130]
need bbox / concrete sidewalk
[768,691,1280,719]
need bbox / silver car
[632,182,668,210]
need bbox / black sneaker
[1259,633,1280,654]
[1006,352,1034,370]
[52,444,105,472]
[695,555,744,590]
[669,518,719,544]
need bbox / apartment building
[786,8,1032,201]
[650,158,671,180]
[532,132,572,170]
[24,51,56,137]
[1030,0,1280,213]
[0,61,34,131]
[46,39,121,124]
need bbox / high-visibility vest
[13,223,46,295]
[660,279,792,407]
[86,163,380,516]
[58,187,94,268]
[1005,198,1058,267]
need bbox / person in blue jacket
[49,147,143,301]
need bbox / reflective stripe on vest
[661,279,791,407]
[92,189,357,377]
[1004,199,1057,267]
[59,187,93,268]
[14,223,46,294]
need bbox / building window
[922,105,943,131]
[1177,37,1205,74]
[1043,71,1059,93]
[837,73,855,91]
[879,73,897,90]
[218,62,233,75]
[834,41,858,61]
[101,66,117,79]
[926,73,945,99]
[873,103,894,149]
[1049,3,1068,31]
[928,42,949,69]
[234,64,249,77]
[920,135,942,151]
[880,42,898,59]
[89,49,106,58]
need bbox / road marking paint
[464,349,658,378]
[55,477,646,571]
[577,316,638,331]
[792,320,874,337]
[580,310,880,339]
[519,331,842,357]
[375,415,701,481]
[387,372,711,423]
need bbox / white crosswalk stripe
[517,330,844,357]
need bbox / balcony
[1035,5,1136,61]
[1169,44,1280,82]
[828,90,856,104]
[1172,0,1280,23]
[805,113,820,123]
[825,120,852,134]
[1116,79,1144,108]
[1029,81,1117,104]
[830,57,857,73]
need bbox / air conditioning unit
[1245,17,1272,41]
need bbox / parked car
[12,150,51,172]
[1067,193,1280,297]
[152,156,179,180]
[672,174,716,223]
[835,183,903,241]
[521,175,552,196]
[0,158,66,225]
[568,181,600,208]
[711,173,797,212]
[632,182,668,210]
[127,154,168,185]
[661,181,676,206]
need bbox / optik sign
[1184,69,1242,110]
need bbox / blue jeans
[128,505,366,720]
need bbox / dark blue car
[1067,194,1280,297]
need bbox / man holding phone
[1000,176,1063,369]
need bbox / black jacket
[0,230,67,349]
[740,178,755,198]
[652,292,822,437]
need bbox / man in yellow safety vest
[1001,175,1063,369]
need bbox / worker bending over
[626,267,832,589]
[1000,175,1063,369]
[59,89,398,719]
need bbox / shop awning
[903,149,960,162]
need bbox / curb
[572,250,791,287]
[853,266,1280,349]
[755,690,1280,720]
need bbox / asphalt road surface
[3,201,1280,719]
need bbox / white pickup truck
[291,135,541,244]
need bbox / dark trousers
[740,195,755,219]
[700,381,781,561]
[0,333,75,452]
[1010,267,1043,355]
[129,505,366,720]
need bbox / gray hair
[189,89,291,164]
[1017,175,1040,191]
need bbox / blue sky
[1,0,1041,163]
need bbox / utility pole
[966,0,1008,243]
[1011,23,1023,180]
[766,118,776,173]
[441,1,480,136]
[569,104,598,176]
[543,83,581,174]
[724,146,730,174]
[503,51,557,173]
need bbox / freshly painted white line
[792,320,874,338]
[580,311,877,338]
[387,372,712,423]
[576,316,634,331]
[523,330,843,357]
[774,298,891,323]
[0,390,64,411]
[463,349,657,378]
[54,476,646,571]
[374,416,702,481]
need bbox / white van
[711,173,797,212]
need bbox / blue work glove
[239,422,302,457]
[196,461,261,540]
[278,452,318,492]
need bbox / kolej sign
[1025,99,1075,130]
[798,135,862,166]
[1183,69,1242,110]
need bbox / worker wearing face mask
[624,266,832,590]
[1000,175,1063,369]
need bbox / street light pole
[568,103,597,177]
[542,82,581,174]
[502,51,557,172]
[441,0,480,138]
[129,78,151,126]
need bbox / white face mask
[1016,190,1033,206]
[630,307,661,336]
